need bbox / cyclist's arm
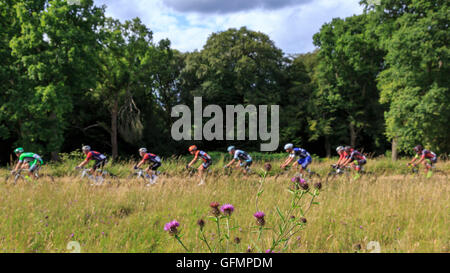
[77,159,89,168]
[336,155,345,166]
[187,155,198,168]
[408,157,418,165]
[281,155,294,168]
[135,159,145,169]
[341,157,352,167]
[13,161,23,172]
[414,156,425,166]
[225,158,236,168]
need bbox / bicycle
[5,167,54,184]
[404,163,448,180]
[325,165,351,183]
[128,168,159,186]
[185,165,212,177]
[77,167,118,186]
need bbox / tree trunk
[349,121,357,147]
[49,112,60,161]
[51,151,60,162]
[391,137,398,161]
[325,136,331,158]
[111,101,119,161]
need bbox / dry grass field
[0,157,448,253]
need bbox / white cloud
[94,0,364,54]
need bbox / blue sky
[93,0,364,54]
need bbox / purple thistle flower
[164,220,180,236]
[253,211,266,226]
[210,202,221,217]
[70,233,74,238]
[220,204,234,216]
[265,249,274,253]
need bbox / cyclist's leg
[151,162,161,180]
[243,160,252,174]
[29,160,41,180]
[198,164,205,179]
[424,159,433,176]
[357,159,366,172]
[292,160,300,172]
[92,160,105,177]
[301,156,312,173]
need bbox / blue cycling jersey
[289,148,310,159]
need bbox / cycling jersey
[415,149,437,160]
[289,148,310,159]
[142,153,161,163]
[234,150,252,162]
[85,151,107,162]
[339,151,347,161]
[18,152,43,172]
[18,152,43,164]
[194,150,212,162]
[349,150,366,161]
[140,153,162,170]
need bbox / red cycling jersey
[140,153,161,164]
[86,151,106,162]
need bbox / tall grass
[0,157,448,253]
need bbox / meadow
[0,153,448,253]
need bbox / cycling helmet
[344,146,352,152]
[336,146,344,152]
[284,143,294,150]
[139,148,147,153]
[14,147,24,154]
[188,145,197,152]
[227,146,235,152]
[414,145,423,152]
[82,145,91,152]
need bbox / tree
[92,17,154,160]
[182,27,285,107]
[7,0,105,160]
[313,14,386,154]
[376,0,449,154]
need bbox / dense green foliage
[0,0,448,165]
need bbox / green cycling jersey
[18,152,44,165]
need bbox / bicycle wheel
[325,171,338,183]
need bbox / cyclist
[134,148,161,184]
[75,145,107,177]
[407,145,437,176]
[280,143,312,174]
[225,146,252,174]
[187,145,212,185]
[12,147,44,180]
[334,146,347,168]
[341,146,367,172]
